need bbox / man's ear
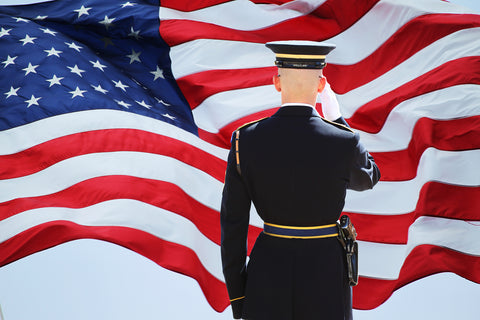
[273,75,281,92]
[318,76,326,93]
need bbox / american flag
[0,0,479,313]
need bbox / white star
[4,86,20,99]
[44,47,63,57]
[115,99,131,108]
[67,64,86,77]
[34,15,48,20]
[121,2,136,8]
[154,97,171,106]
[128,26,141,40]
[22,62,39,76]
[90,60,107,71]
[2,55,17,68]
[69,86,87,98]
[112,80,129,92]
[25,95,41,108]
[74,5,91,18]
[46,74,64,87]
[99,15,115,30]
[13,17,29,23]
[0,27,12,38]
[126,49,141,64]
[91,84,108,94]
[136,100,152,109]
[65,41,83,52]
[19,34,36,45]
[162,113,176,120]
[150,66,164,81]
[40,27,57,36]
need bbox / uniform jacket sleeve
[334,117,381,191]
[220,133,251,319]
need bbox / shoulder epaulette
[321,117,355,133]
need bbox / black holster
[337,215,359,286]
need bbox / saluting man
[220,41,381,320]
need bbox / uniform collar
[281,103,315,108]
[273,104,321,118]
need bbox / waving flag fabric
[0,0,479,313]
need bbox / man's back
[239,105,357,226]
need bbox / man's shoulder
[235,117,269,132]
[320,117,355,134]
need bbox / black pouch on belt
[337,215,359,286]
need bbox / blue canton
[0,0,197,134]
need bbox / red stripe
[0,129,226,181]
[161,14,355,47]
[0,176,221,242]
[160,0,376,14]
[160,16,337,47]
[198,107,279,148]
[0,221,230,312]
[160,0,231,11]
[160,0,379,46]
[177,67,275,110]
[0,175,262,250]
[349,182,480,244]
[372,116,480,181]
[326,14,480,93]
[346,56,480,133]
[353,244,480,309]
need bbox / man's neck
[281,94,317,107]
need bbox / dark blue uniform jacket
[221,105,380,320]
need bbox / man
[220,41,381,320]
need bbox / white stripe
[326,0,475,65]
[0,152,223,209]
[0,109,228,159]
[168,8,478,79]
[160,0,315,30]
[358,84,480,152]
[170,39,274,79]
[0,199,225,282]
[0,0,54,5]
[339,27,480,118]
[359,216,480,279]
[192,84,280,133]
[344,148,480,214]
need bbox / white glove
[319,80,342,121]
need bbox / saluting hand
[319,79,342,121]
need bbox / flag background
[0,0,479,319]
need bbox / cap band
[275,53,326,59]
[275,60,326,69]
